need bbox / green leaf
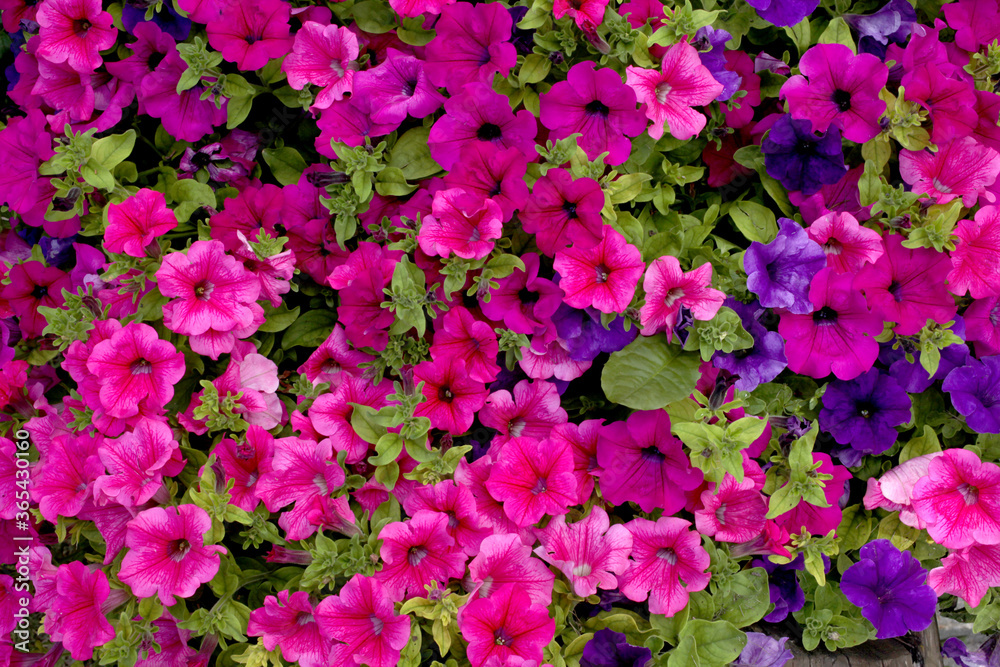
[257,303,300,333]
[351,404,388,445]
[601,336,702,410]
[352,0,397,33]
[169,178,217,222]
[729,200,778,244]
[519,53,551,85]
[388,127,441,181]
[281,310,337,349]
[668,636,702,667]
[677,620,746,667]
[81,159,115,190]
[227,94,255,130]
[375,167,418,197]
[262,146,307,186]
[817,17,856,53]
[900,425,941,462]
[784,18,812,57]
[714,569,771,627]
[859,160,882,207]
[91,130,136,170]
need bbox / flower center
[408,545,429,566]
[562,201,579,219]
[715,503,727,525]
[244,34,261,45]
[656,547,678,565]
[518,287,539,305]
[130,358,154,375]
[73,18,92,37]
[640,445,665,464]
[494,627,513,646]
[887,280,904,302]
[531,477,548,495]
[585,100,610,117]
[469,227,482,243]
[958,482,980,506]
[594,264,610,284]
[370,614,384,636]
[330,60,345,78]
[477,123,503,141]
[438,385,455,403]
[655,82,673,104]
[401,79,417,97]
[664,287,685,309]
[508,417,527,437]
[31,284,49,300]
[571,563,592,577]
[822,238,844,256]
[856,401,875,419]
[320,358,341,374]
[193,280,214,301]
[168,538,191,561]
[812,306,839,325]
[297,612,314,626]
[832,89,852,112]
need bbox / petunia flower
[480,253,564,335]
[911,448,1000,549]
[214,425,274,512]
[781,43,888,143]
[819,369,912,465]
[639,255,725,336]
[375,511,468,601]
[712,298,788,392]
[942,356,1000,434]
[844,0,917,59]
[618,516,711,616]
[900,137,1000,207]
[468,532,555,605]
[282,22,359,110]
[841,539,936,639]
[205,0,292,71]
[540,61,646,166]
[413,356,489,435]
[403,480,492,557]
[486,436,577,528]
[36,0,117,73]
[520,168,605,256]
[248,590,331,667]
[356,49,445,127]
[94,418,182,508]
[389,0,455,18]
[944,0,1000,52]
[418,188,504,260]
[695,474,768,543]
[580,628,652,667]
[429,306,501,383]
[424,2,517,94]
[762,114,849,196]
[1,261,72,339]
[806,211,883,273]
[692,26,741,102]
[625,41,725,141]
[553,305,638,363]
[442,142,529,223]
[949,205,1000,300]
[534,506,632,597]
[554,226,644,314]
[119,504,226,606]
[965,295,1000,357]
[744,0,819,27]
[44,562,123,660]
[315,575,410,667]
[105,188,178,257]
[773,452,851,537]
[459,584,555,666]
[751,554,805,623]
[308,374,393,463]
[902,65,978,145]
[552,0,608,30]
[863,452,943,530]
[745,219,828,314]
[733,634,794,667]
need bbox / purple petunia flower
[580,628,652,667]
[733,633,794,667]
[840,539,936,639]
[762,114,849,196]
[745,0,820,27]
[752,553,805,623]
[692,26,741,101]
[844,0,917,59]
[122,0,191,40]
[943,356,1000,434]
[745,219,828,314]
[942,635,1000,667]
[553,305,638,362]
[712,298,787,392]
[819,369,912,466]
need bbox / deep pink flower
[86,322,186,418]
[1,261,72,339]
[695,475,768,543]
[479,253,564,335]
[425,2,517,94]
[298,323,372,388]
[928,543,1000,608]
[414,357,489,435]
[550,420,603,505]
[210,184,283,253]
[327,242,401,351]
[535,507,632,597]
[233,231,295,308]
[626,41,724,141]
[597,410,703,515]
[31,433,102,524]
[781,44,887,143]
[949,205,1000,299]
[541,62,646,165]
[356,50,445,126]
[390,0,455,18]
[807,211,883,273]
[206,0,292,71]
[460,584,555,667]
[553,0,608,29]
[139,49,228,142]
[315,90,398,156]
[773,453,851,537]
[903,65,978,144]
[119,504,226,606]
[376,511,468,600]
[639,255,725,336]
[45,562,119,660]
[900,137,1000,207]
[36,0,116,73]
[214,425,275,512]
[248,590,331,667]
[430,307,500,383]
[418,188,504,260]
[442,142,529,223]
[486,436,577,528]
[32,57,96,122]
[911,448,1000,549]
[519,168,605,256]
[479,379,568,448]
[778,268,882,380]
[105,189,178,257]
[403,480,491,557]
[965,295,1000,357]
[554,226,643,313]
[467,532,555,605]
[308,374,394,463]
[283,22,358,109]
[854,234,955,336]
[618,517,711,617]
[0,0,38,32]
[944,0,1000,51]
[94,418,182,508]
[135,614,198,667]
[316,575,411,667]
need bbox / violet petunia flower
[752,553,805,623]
[745,0,820,27]
[580,628,652,667]
[943,356,1000,434]
[121,0,191,41]
[712,298,787,392]
[733,633,794,667]
[819,369,912,465]
[942,635,1000,667]
[745,218,828,314]
[692,26,741,101]
[844,0,918,59]
[552,305,638,362]
[840,539,936,639]
[763,114,849,196]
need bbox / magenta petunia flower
[233,231,295,309]
[442,142,530,223]
[467,532,555,605]
[282,22,359,110]
[94,418,182,508]
[459,584,555,666]
[618,517,711,617]
[298,323,372,388]
[479,379,569,447]
[308,374,393,463]
[139,49,228,143]
[541,61,646,166]
[414,357,489,435]
[929,543,1000,608]
[625,41,724,141]
[429,81,538,171]
[778,268,882,380]
[316,574,411,667]
[949,205,1000,299]
[781,43,888,143]
[375,511,468,600]
[597,409,703,515]
[30,433,102,523]
[214,425,274,512]
[206,0,292,71]
[480,253,565,335]
[807,211,883,273]
[551,420,604,505]
[248,590,332,667]
[36,0,117,73]
[520,168,605,256]
[425,2,517,94]
[356,49,445,127]
[902,65,978,145]
[944,0,1000,52]
[86,322,186,418]
[554,226,644,313]
[209,184,283,252]
[1,261,73,339]
[534,506,632,597]
[430,306,501,383]
[31,57,96,122]
[119,504,226,606]
[418,188,504,260]
[45,562,121,660]
[390,0,454,18]
[911,448,1000,549]
[404,480,492,557]
[553,0,609,29]
[639,255,725,336]
[900,137,1000,207]
[315,89,399,156]
[695,474,768,543]
[105,188,178,257]
[965,295,1000,357]
[486,436,578,528]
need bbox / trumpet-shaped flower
[911,448,1000,549]
[618,517,711,616]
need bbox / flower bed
[2,0,1000,666]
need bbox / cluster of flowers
[5,0,1000,665]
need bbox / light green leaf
[262,146,307,186]
[817,17,856,53]
[388,127,441,181]
[729,200,778,244]
[602,336,702,410]
[91,130,136,170]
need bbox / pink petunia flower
[911,448,1000,549]
[308,374,394,463]
[418,188,504,260]
[375,511,468,600]
[541,61,646,166]
[356,50,445,127]
[94,418,182,508]
[534,506,632,597]
[554,226,644,313]
[778,268,882,380]
[233,231,295,308]
[139,49,227,143]
[248,590,331,667]
[214,425,275,512]
[618,517,711,617]
[442,142,529,223]
[639,255,725,336]
[390,0,455,18]
[119,504,226,606]
[553,0,608,29]
[30,433,102,523]
[36,0,117,73]
[486,436,578,528]
[965,295,1000,357]
[467,532,555,605]
[596,409,703,515]
[403,480,491,557]
[479,379,569,448]
[900,137,1000,207]
[864,452,945,530]
[414,357,489,435]
[551,420,604,505]
[205,0,292,71]
[480,253,565,335]
[430,307,500,383]
[694,474,768,543]
[105,189,178,257]
[283,22,358,110]
[86,321,186,418]
[806,211,883,273]
[425,2,517,94]
[773,452,851,537]
[1,261,72,339]
[949,205,1000,299]
[902,65,978,144]
[44,562,123,660]
[781,43,888,143]
[460,584,555,667]
[928,543,1000,608]
[519,168,605,256]
[298,323,372,388]
[316,575,411,667]
[625,41,725,141]
[210,184,283,252]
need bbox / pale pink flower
[911,448,1000,549]
[639,255,724,336]
[949,205,1000,299]
[534,507,632,597]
